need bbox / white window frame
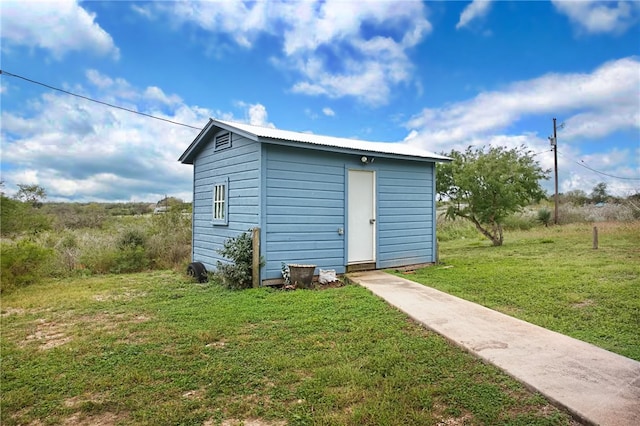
[212,177,229,226]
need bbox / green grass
[1,271,573,425]
[400,221,640,361]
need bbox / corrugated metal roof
[213,119,450,161]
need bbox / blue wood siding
[263,145,346,279]
[261,146,435,279]
[189,133,436,281]
[192,131,260,270]
[376,160,435,269]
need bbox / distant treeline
[1,194,192,293]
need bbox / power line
[531,148,553,157]
[575,160,640,181]
[556,151,640,181]
[0,69,203,130]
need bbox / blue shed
[179,119,450,284]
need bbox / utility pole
[551,118,559,225]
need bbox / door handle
[369,218,376,224]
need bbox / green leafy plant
[281,262,291,285]
[437,146,549,246]
[112,229,148,273]
[147,209,192,269]
[216,231,263,290]
[15,183,47,208]
[117,229,147,250]
[1,195,51,236]
[0,239,53,293]
[537,208,552,227]
[590,182,609,204]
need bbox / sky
[1,0,639,203]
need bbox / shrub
[147,210,192,269]
[537,208,552,227]
[50,231,81,275]
[147,233,191,270]
[1,196,51,236]
[69,231,118,274]
[1,196,28,236]
[0,202,195,278]
[111,229,149,273]
[111,246,148,274]
[216,231,262,290]
[0,239,53,293]
[436,215,479,241]
[46,203,107,230]
[558,203,635,224]
[117,228,147,250]
[502,213,536,231]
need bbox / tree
[2,183,51,235]
[437,146,549,246]
[560,189,588,206]
[590,182,608,204]
[15,184,47,208]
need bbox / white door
[348,170,375,263]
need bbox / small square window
[212,178,229,225]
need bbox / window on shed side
[214,132,231,151]
[212,178,229,225]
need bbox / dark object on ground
[288,264,316,289]
[187,262,208,283]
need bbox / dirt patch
[1,307,26,317]
[212,419,287,426]
[314,280,345,290]
[572,299,595,308]
[433,403,473,426]
[62,411,127,426]
[61,392,127,425]
[206,340,227,349]
[11,394,127,425]
[182,387,206,400]
[92,289,147,302]
[18,311,152,350]
[63,392,108,409]
[436,413,473,426]
[22,319,72,350]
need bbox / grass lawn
[398,221,640,361]
[1,271,576,425]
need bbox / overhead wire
[556,150,640,181]
[0,69,203,130]
[2,69,639,183]
[531,148,553,157]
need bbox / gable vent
[214,132,231,150]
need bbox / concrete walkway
[347,270,640,426]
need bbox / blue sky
[1,0,639,202]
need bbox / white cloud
[0,0,119,60]
[556,147,640,197]
[170,0,270,48]
[247,103,274,128]
[456,0,493,30]
[282,1,431,105]
[322,107,336,117]
[0,72,277,202]
[143,87,183,106]
[142,0,432,106]
[403,57,640,197]
[552,0,640,34]
[405,56,640,150]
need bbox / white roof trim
[213,119,450,161]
